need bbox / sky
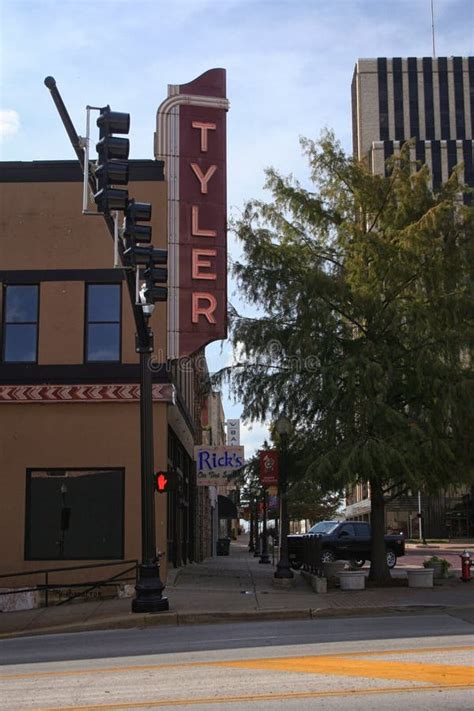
[1,0,473,457]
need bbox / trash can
[216,538,231,556]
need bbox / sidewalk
[0,535,473,640]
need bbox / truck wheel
[386,550,397,568]
[350,559,366,568]
[321,549,336,563]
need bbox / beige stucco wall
[38,282,84,364]
[0,180,167,271]
[0,401,169,583]
[0,178,167,365]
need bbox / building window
[377,58,389,141]
[392,57,404,141]
[86,284,121,362]
[452,57,465,139]
[423,57,435,139]
[25,468,125,560]
[2,284,39,363]
[407,57,419,139]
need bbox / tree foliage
[221,132,474,580]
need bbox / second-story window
[86,284,121,362]
[2,285,39,363]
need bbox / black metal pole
[259,487,270,564]
[253,496,261,557]
[132,345,168,612]
[248,499,255,552]
[274,433,293,578]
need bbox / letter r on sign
[192,293,217,324]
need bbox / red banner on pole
[259,450,279,487]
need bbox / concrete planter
[338,570,366,590]
[311,576,327,593]
[323,561,346,580]
[0,588,40,612]
[407,568,434,588]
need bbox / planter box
[0,588,40,612]
[408,568,434,588]
[424,563,448,579]
[338,570,366,590]
[323,561,346,580]
[300,570,327,593]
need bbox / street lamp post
[274,415,294,579]
[132,333,169,612]
[253,495,261,557]
[259,487,271,564]
[248,498,255,553]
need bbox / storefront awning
[218,494,237,519]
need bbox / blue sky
[1,0,473,455]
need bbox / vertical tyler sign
[155,69,229,358]
[226,419,240,446]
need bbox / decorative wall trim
[0,383,176,404]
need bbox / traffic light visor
[97,109,130,135]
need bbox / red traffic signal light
[155,469,178,493]
[155,471,168,493]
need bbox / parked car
[288,520,405,569]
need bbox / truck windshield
[308,521,339,535]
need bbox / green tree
[222,133,474,581]
[287,478,341,524]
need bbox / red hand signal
[156,472,168,492]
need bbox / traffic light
[144,249,168,303]
[94,106,130,213]
[155,469,177,493]
[124,199,152,245]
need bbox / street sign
[259,450,279,486]
[194,445,244,475]
[226,419,240,445]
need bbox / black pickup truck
[288,520,405,569]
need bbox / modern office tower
[346,57,474,538]
[352,57,473,197]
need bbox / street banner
[226,419,240,445]
[259,450,279,487]
[194,445,245,475]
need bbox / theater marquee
[155,69,229,358]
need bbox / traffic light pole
[45,77,168,613]
[44,77,150,348]
[132,341,168,612]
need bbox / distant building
[345,57,474,538]
[352,57,473,196]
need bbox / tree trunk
[368,478,391,582]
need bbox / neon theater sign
[155,69,229,358]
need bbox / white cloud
[0,110,20,139]
[240,420,271,460]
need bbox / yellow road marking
[1,644,473,681]
[217,656,474,686]
[30,684,474,711]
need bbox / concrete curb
[1,604,473,640]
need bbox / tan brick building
[0,159,212,588]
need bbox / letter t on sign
[192,122,216,152]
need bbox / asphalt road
[0,613,473,710]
